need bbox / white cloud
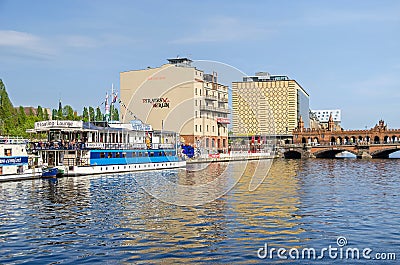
[0,30,56,59]
[0,30,40,46]
[170,17,272,44]
[0,30,135,61]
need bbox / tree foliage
[95,107,103,121]
[0,79,122,137]
[82,107,89,122]
[110,104,120,121]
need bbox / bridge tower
[298,116,304,131]
[327,113,334,131]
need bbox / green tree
[111,105,119,121]
[37,106,44,120]
[82,107,89,122]
[18,106,27,124]
[63,105,75,120]
[89,106,95,122]
[95,107,103,121]
[57,100,63,120]
[0,79,16,134]
[52,109,58,120]
[43,108,49,120]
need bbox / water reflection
[227,160,305,247]
[134,162,245,206]
[0,159,399,264]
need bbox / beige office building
[120,58,230,153]
[232,72,309,138]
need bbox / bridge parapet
[281,143,400,159]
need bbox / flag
[111,84,118,103]
[112,92,118,104]
[105,92,110,115]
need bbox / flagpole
[111,84,113,122]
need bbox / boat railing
[30,141,176,151]
[0,137,29,145]
[85,143,148,150]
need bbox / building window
[200,125,202,132]
[212,126,215,132]
[195,111,197,118]
[195,125,197,132]
[195,88,197,95]
[4,149,12,156]
[207,125,209,132]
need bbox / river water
[0,159,399,264]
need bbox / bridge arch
[374,136,380,144]
[384,136,390,143]
[284,150,302,159]
[392,136,398,143]
[313,148,358,159]
[330,136,336,144]
[371,147,400,159]
[302,137,306,144]
[350,136,356,144]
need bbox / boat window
[108,152,113,158]
[122,152,126,158]
[100,152,105,158]
[4,149,12,156]
[116,152,120,158]
[138,152,142,157]
[0,167,2,175]
[150,152,154,157]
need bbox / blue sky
[0,0,399,129]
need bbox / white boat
[0,137,42,182]
[28,120,186,176]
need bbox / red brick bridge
[285,119,400,159]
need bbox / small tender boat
[0,137,42,182]
[41,167,59,178]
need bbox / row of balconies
[203,94,228,102]
[199,104,230,114]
